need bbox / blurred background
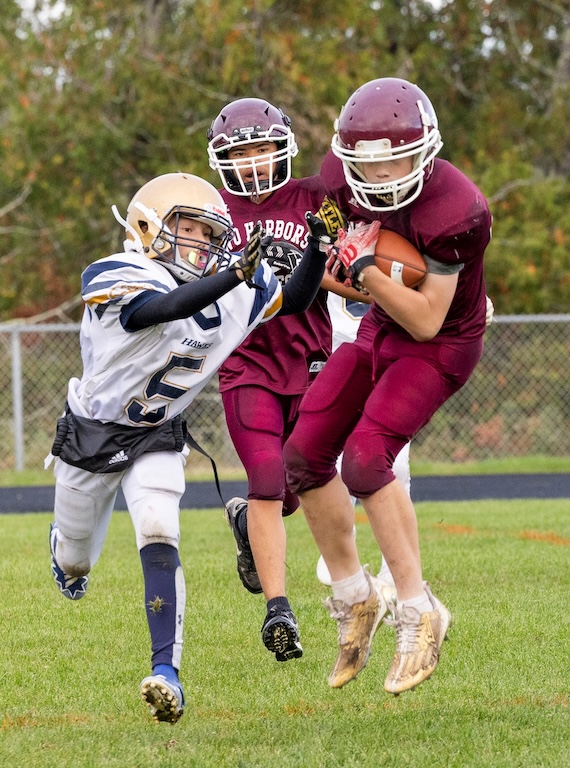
[0,0,568,474]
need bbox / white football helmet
[118,172,234,282]
[207,98,298,196]
[331,78,443,211]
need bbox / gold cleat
[326,572,388,688]
[384,583,451,695]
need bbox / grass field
[1,500,569,767]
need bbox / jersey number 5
[126,353,205,425]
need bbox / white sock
[400,590,432,615]
[331,567,370,605]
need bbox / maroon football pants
[222,385,304,516]
[284,329,483,498]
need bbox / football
[374,229,427,288]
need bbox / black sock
[267,596,291,612]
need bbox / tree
[0,0,568,320]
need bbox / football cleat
[384,582,452,695]
[140,670,185,724]
[261,606,303,662]
[326,572,388,688]
[224,497,262,594]
[49,523,89,600]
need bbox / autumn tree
[0,0,568,319]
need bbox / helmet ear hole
[139,221,148,234]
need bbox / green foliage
[0,1,569,318]
[1,502,570,766]
[489,180,570,313]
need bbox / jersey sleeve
[424,255,464,275]
[81,256,172,330]
[416,169,492,268]
[246,261,283,325]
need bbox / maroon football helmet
[207,98,298,196]
[331,78,443,211]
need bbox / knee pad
[283,437,310,496]
[133,492,181,550]
[341,431,396,498]
[247,450,287,502]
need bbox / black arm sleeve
[279,237,327,316]
[126,269,242,330]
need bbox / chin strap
[111,205,144,251]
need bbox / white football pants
[52,448,187,576]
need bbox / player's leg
[318,441,411,590]
[51,458,119,599]
[284,341,388,687]
[123,449,187,723]
[377,440,411,588]
[315,452,356,587]
[222,386,302,662]
[285,342,372,580]
[341,354,461,694]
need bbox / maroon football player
[207,98,366,662]
[283,78,492,694]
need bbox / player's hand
[326,221,381,288]
[485,295,495,327]
[305,196,347,250]
[232,222,269,284]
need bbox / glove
[305,196,347,251]
[485,295,495,327]
[231,222,269,285]
[263,241,303,285]
[326,221,381,288]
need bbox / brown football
[374,229,427,288]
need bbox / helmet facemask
[134,202,233,283]
[211,136,295,197]
[207,98,298,198]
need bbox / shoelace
[326,597,377,644]
[385,604,423,654]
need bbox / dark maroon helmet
[207,98,298,196]
[331,78,442,211]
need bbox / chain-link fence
[0,316,568,475]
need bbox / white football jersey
[68,250,282,425]
[327,293,371,351]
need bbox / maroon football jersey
[321,151,491,342]
[217,177,332,395]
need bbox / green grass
[1,454,569,486]
[1,500,569,766]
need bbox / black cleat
[261,606,303,662]
[224,497,262,594]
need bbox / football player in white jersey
[45,172,328,724]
